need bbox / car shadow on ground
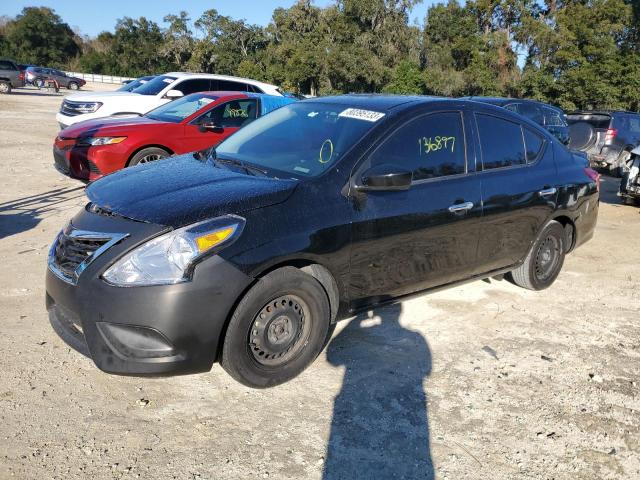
[9,89,64,97]
[0,186,85,239]
[323,303,434,480]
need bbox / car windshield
[131,75,177,96]
[145,93,218,123]
[215,102,381,177]
[118,77,153,92]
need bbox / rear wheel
[0,81,11,94]
[34,77,45,89]
[221,267,331,388]
[68,81,79,90]
[507,221,566,291]
[128,147,170,167]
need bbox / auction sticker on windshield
[338,108,385,122]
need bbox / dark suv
[566,111,640,176]
[0,59,24,93]
[46,96,599,388]
[463,97,570,145]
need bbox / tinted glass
[217,80,248,92]
[215,103,378,177]
[476,114,526,169]
[518,103,544,125]
[543,107,566,127]
[504,103,519,114]
[369,112,466,180]
[199,99,258,128]
[132,75,177,95]
[566,114,611,129]
[0,61,16,70]
[174,79,212,95]
[626,115,640,133]
[145,93,219,123]
[523,128,544,162]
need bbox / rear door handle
[448,201,474,213]
[539,187,557,197]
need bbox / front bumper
[45,208,254,376]
[53,142,131,181]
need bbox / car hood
[59,116,166,139]
[63,91,147,102]
[85,154,298,228]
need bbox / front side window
[145,93,219,123]
[198,99,258,128]
[174,79,212,96]
[369,112,466,181]
[215,102,379,177]
[476,114,526,170]
[132,75,177,96]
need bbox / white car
[56,72,283,129]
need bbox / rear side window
[543,107,567,127]
[0,61,16,70]
[217,80,249,92]
[476,114,526,170]
[369,111,466,181]
[626,116,640,133]
[523,128,545,162]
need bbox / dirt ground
[0,84,639,480]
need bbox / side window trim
[355,109,469,186]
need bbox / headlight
[77,136,127,146]
[102,215,245,286]
[72,102,102,113]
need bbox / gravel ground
[0,85,639,480]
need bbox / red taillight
[605,128,617,141]
[18,72,24,81]
[584,167,600,191]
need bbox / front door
[183,98,258,153]
[348,109,483,309]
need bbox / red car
[53,92,295,181]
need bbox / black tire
[127,147,170,167]
[68,81,79,90]
[507,221,566,291]
[221,267,331,388]
[0,81,11,94]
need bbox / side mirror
[165,89,184,100]
[198,120,224,133]
[355,164,412,192]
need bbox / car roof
[163,72,278,89]
[305,94,452,112]
[463,96,562,110]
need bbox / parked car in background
[619,145,640,205]
[53,92,296,181]
[566,110,640,176]
[464,97,571,145]
[117,75,155,92]
[56,72,284,129]
[46,95,599,387]
[0,59,24,93]
[25,66,86,90]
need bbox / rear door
[472,111,558,273]
[348,108,483,308]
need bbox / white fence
[64,71,135,85]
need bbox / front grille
[53,147,70,175]
[48,226,128,285]
[60,100,100,117]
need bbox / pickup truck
[0,59,24,93]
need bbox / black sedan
[46,95,600,388]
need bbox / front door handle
[448,201,474,213]
[539,187,557,197]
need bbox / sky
[0,1,436,37]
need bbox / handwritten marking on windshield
[418,136,456,155]
[319,139,334,164]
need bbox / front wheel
[127,147,170,167]
[507,221,566,291]
[0,81,11,94]
[221,267,331,388]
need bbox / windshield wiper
[215,157,268,176]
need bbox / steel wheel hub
[249,295,310,366]
[535,236,559,280]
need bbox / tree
[1,7,80,66]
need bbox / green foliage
[1,1,639,110]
